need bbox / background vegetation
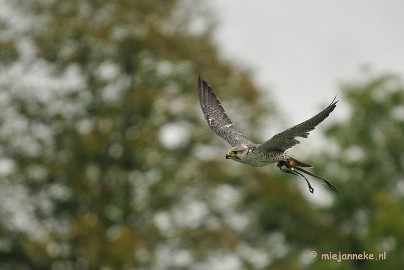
[0,0,402,269]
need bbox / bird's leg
[276,160,289,171]
[277,161,314,193]
[277,160,297,176]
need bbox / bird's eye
[233,150,238,154]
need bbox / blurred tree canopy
[310,73,404,270]
[0,0,403,269]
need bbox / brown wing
[198,76,254,147]
[258,97,338,152]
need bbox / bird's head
[226,145,249,161]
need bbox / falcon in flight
[197,76,338,193]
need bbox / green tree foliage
[310,73,404,269]
[0,0,326,269]
[1,1,402,270]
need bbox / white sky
[209,0,404,122]
[204,1,404,201]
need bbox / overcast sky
[208,0,404,123]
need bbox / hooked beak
[226,151,234,159]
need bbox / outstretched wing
[258,97,338,152]
[198,76,253,147]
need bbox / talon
[277,160,290,171]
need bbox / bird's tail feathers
[287,157,312,168]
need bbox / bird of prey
[197,76,337,193]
